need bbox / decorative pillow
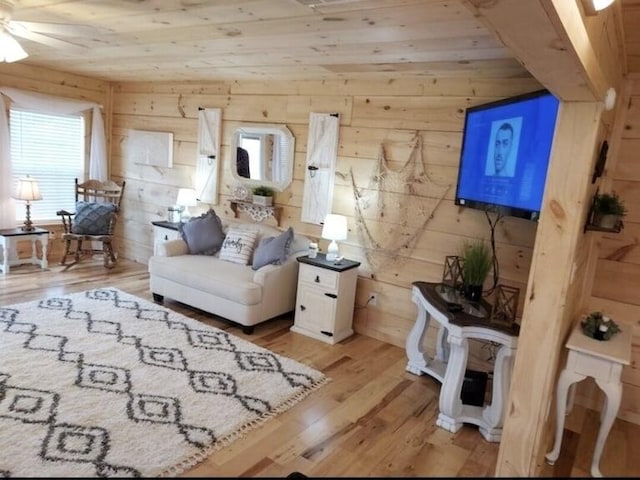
[219,228,258,265]
[179,209,225,255]
[71,201,117,235]
[252,227,294,270]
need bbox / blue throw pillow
[252,227,294,270]
[71,201,118,235]
[179,209,225,255]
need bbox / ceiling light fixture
[582,0,616,15]
[0,24,27,62]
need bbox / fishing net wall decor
[349,131,451,275]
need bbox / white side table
[0,227,49,275]
[545,321,632,477]
[151,221,181,255]
[406,281,519,442]
[290,253,360,344]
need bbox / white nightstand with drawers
[151,221,181,255]
[291,253,361,344]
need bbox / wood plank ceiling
[2,0,638,83]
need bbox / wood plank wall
[585,79,640,426]
[109,76,543,368]
[0,63,112,262]
[2,60,635,430]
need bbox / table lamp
[321,213,347,262]
[13,175,42,231]
[176,187,197,222]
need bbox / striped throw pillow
[219,228,258,265]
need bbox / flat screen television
[454,89,560,221]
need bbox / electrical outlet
[368,292,378,307]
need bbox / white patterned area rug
[0,288,328,477]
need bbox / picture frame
[128,129,174,168]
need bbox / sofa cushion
[252,227,294,270]
[71,201,117,235]
[149,254,261,305]
[179,209,225,255]
[219,228,258,265]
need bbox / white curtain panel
[0,95,15,229]
[0,87,108,227]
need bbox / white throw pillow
[219,228,258,265]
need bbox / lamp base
[21,203,35,231]
[179,206,191,223]
[326,240,339,262]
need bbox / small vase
[593,213,620,229]
[463,284,483,303]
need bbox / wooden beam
[464,0,622,102]
[495,102,603,476]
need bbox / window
[10,108,85,222]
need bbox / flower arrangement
[580,311,621,341]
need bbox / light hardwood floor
[1,258,638,477]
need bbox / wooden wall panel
[0,62,112,265]
[110,77,544,352]
[583,79,640,438]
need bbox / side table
[290,253,360,344]
[406,281,519,442]
[545,320,632,477]
[151,221,181,255]
[0,227,49,275]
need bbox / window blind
[10,108,85,222]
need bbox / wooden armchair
[56,178,126,269]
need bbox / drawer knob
[315,275,320,283]
[164,235,168,240]
[324,293,337,299]
[300,305,306,311]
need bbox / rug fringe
[159,375,332,477]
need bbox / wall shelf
[584,222,623,234]
[230,200,281,226]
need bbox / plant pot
[252,195,272,207]
[463,284,483,303]
[593,213,621,229]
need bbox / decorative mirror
[231,124,295,192]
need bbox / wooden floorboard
[1,257,638,477]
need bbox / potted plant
[459,239,493,302]
[252,186,274,206]
[592,191,627,230]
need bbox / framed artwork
[128,129,174,168]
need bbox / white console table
[0,227,49,275]
[545,320,631,477]
[406,281,519,442]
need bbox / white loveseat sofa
[148,217,311,334]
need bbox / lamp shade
[321,214,348,241]
[582,0,615,15]
[592,0,615,10]
[0,28,28,63]
[13,176,42,202]
[176,188,197,207]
